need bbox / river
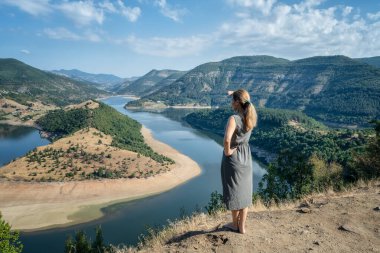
[1,96,266,253]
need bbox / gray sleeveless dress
[221,114,253,210]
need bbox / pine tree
[91,226,104,253]
[75,231,91,253]
[0,213,23,253]
[64,235,74,253]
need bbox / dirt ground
[118,181,380,253]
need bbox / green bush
[0,213,23,253]
[350,120,380,180]
[205,191,226,215]
[64,226,106,253]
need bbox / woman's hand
[224,147,237,157]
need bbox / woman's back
[230,114,252,149]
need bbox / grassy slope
[128,55,380,125]
[0,58,108,106]
[37,101,174,163]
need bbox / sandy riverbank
[0,126,202,231]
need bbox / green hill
[142,71,187,96]
[0,58,109,106]
[117,69,183,96]
[128,55,380,125]
[51,69,125,91]
[355,56,380,68]
[37,101,173,163]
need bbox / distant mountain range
[2,55,379,126]
[0,59,109,106]
[127,55,380,125]
[116,69,185,96]
[51,69,132,91]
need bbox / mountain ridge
[0,58,109,106]
[117,69,183,96]
[51,69,127,91]
[127,55,380,125]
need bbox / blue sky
[0,0,379,77]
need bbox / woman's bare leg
[238,207,248,234]
[231,210,239,229]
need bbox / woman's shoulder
[232,114,243,126]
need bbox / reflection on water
[0,124,50,166]
[19,96,267,253]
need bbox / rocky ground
[115,180,380,253]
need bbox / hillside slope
[356,56,380,68]
[0,58,108,106]
[128,55,380,125]
[117,69,182,96]
[51,69,125,91]
[114,181,380,253]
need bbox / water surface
[0,124,50,166]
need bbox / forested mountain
[117,69,182,96]
[142,71,187,96]
[0,58,109,106]
[109,76,139,93]
[355,56,380,68]
[51,69,125,91]
[128,55,380,125]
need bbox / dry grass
[64,100,99,110]
[110,212,221,253]
[0,127,173,181]
[0,98,58,127]
[110,179,379,253]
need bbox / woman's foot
[239,224,246,235]
[238,225,246,234]
[223,222,238,231]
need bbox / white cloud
[155,0,186,22]
[99,0,116,13]
[56,1,104,26]
[43,27,101,42]
[227,0,277,15]
[1,0,141,26]
[0,0,51,16]
[342,6,352,17]
[20,49,30,54]
[124,35,212,57]
[117,0,141,22]
[83,30,102,42]
[367,11,380,21]
[43,27,82,40]
[218,0,380,58]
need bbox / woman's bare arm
[224,116,237,156]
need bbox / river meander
[1,96,266,253]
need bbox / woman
[221,89,257,234]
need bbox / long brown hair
[232,89,257,132]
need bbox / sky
[0,0,380,77]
